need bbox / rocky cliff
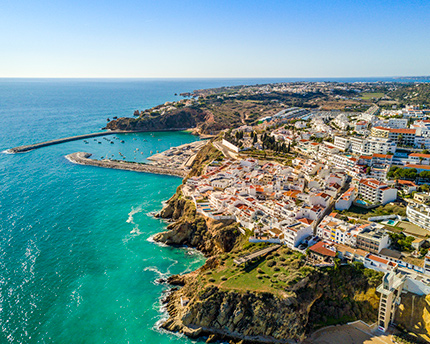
[395,293,430,342]
[161,253,382,343]
[105,107,226,135]
[154,193,241,256]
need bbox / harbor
[65,152,188,178]
[147,140,207,170]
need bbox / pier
[66,152,188,178]
[6,131,123,153]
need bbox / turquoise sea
[0,77,426,344]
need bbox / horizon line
[0,75,429,80]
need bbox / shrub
[208,278,215,283]
[267,260,276,268]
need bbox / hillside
[161,246,383,343]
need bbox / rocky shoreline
[65,152,187,178]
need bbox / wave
[126,205,143,224]
[1,149,13,154]
[143,266,171,286]
[146,234,168,247]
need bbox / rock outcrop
[154,195,241,256]
[395,293,430,342]
[160,259,382,343]
[104,108,221,134]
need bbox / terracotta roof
[309,241,336,257]
[298,218,314,225]
[409,153,430,158]
[389,128,416,134]
[372,154,392,159]
[367,254,390,265]
[405,164,430,170]
[397,180,417,187]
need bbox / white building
[333,136,397,155]
[282,221,313,248]
[387,118,408,129]
[407,153,430,165]
[335,186,356,211]
[357,178,397,205]
[407,202,430,232]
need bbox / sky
[1,0,429,78]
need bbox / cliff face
[161,258,382,343]
[154,195,241,256]
[105,107,224,134]
[395,293,430,342]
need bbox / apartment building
[387,118,408,129]
[357,178,397,205]
[334,136,397,155]
[356,227,390,254]
[282,222,313,248]
[406,202,430,231]
[407,153,430,165]
[371,127,416,146]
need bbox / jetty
[6,131,122,153]
[233,245,281,265]
[66,152,187,178]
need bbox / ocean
[0,77,425,344]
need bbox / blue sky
[1,0,429,77]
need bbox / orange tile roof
[372,153,392,158]
[405,164,430,170]
[298,218,314,225]
[397,180,417,186]
[389,128,416,134]
[409,153,430,158]
[309,241,336,257]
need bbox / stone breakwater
[65,152,187,178]
[7,131,123,153]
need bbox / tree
[421,184,430,192]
